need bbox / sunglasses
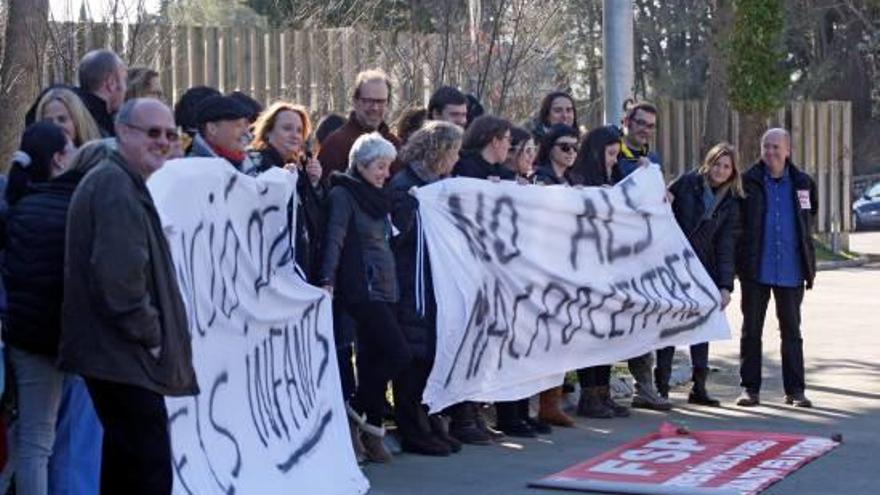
[124,122,179,142]
[554,142,577,153]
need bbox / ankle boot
[538,387,575,427]
[688,368,720,406]
[428,414,462,452]
[360,422,393,463]
[630,357,672,411]
[576,387,614,418]
[598,385,630,417]
[345,403,367,463]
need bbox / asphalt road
[362,260,880,494]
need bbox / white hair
[348,132,397,171]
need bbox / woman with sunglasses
[533,124,581,186]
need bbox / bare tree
[0,0,50,172]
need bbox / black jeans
[393,357,433,439]
[656,343,709,382]
[739,280,806,395]
[347,301,413,426]
[577,365,611,388]
[333,301,358,402]
[85,378,171,495]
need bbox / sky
[49,0,162,22]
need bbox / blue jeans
[49,375,102,495]
[8,347,65,495]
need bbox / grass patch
[814,237,860,262]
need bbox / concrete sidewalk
[363,264,880,494]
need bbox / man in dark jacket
[317,69,401,180]
[75,49,128,137]
[59,98,198,494]
[616,102,672,411]
[736,128,817,408]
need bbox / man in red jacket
[317,69,401,180]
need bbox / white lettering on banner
[719,438,837,492]
[417,166,731,412]
[590,437,705,478]
[664,439,778,488]
[148,159,369,495]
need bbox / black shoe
[496,419,537,438]
[785,393,813,408]
[688,388,721,406]
[400,433,452,456]
[449,421,492,445]
[428,415,462,453]
[523,416,552,434]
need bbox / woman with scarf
[654,143,742,405]
[320,133,412,464]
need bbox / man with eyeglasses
[59,98,198,494]
[317,68,402,181]
[616,101,673,412]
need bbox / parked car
[853,182,880,231]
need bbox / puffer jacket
[2,170,83,356]
[319,172,399,304]
[668,171,740,292]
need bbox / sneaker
[631,384,672,411]
[475,411,505,439]
[735,390,760,407]
[785,393,813,408]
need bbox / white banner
[149,158,368,495]
[417,166,731,412]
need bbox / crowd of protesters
[0,47,818,493]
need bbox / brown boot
[360,422,393,463]
[538,387,575,427]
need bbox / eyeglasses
[554,143,577,153]
[124,122,179,142]
[631,117,656,130]
[357,97,388,107]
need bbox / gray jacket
[58,149,199,397]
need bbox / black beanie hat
[174,86,222,133]
[195,95,251,126]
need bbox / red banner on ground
[531,423,839,495]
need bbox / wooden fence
[42,23,853,233]
[583,99,853,235]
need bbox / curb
[817,256,871,271]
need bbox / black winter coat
[736,160,818,289]
[389,164,437,359]
[453,151,515,181]
[75,89,115,137]
[668,171,740,292]
[250,146,326,283]
[533,163,582,186]
[2,171,83,356]
[319,173,399,304]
